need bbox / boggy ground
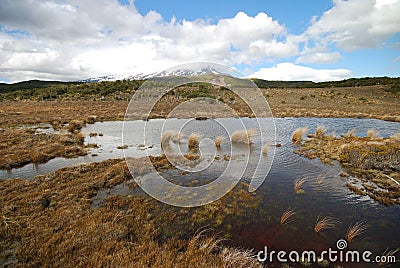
[0,127,86,169]
[294,128,400,205]
[0,156,262,267]
[0,85,399,128]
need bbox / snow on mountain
[79,66,229,82]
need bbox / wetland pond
[1,117,399,267]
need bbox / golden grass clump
[346,221,367,242]
[294,178,306,194]
[161,130,179,149]
[214,136,225,148]
[292,127,308,144]
[262,144,269,155]
[280,207,296,225]
[188,133,201,151]
[231,128,257,144]
[315,125,327,138]
[367,129,380,139]
[314,216,340,233]
[344,129,356,138]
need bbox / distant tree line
[0,76,398,101]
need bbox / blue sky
[0,0,399,82]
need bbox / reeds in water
[280,207,296,225]
[294,178,306,194]
[314,216,340,233]
[188,133,201,151]
[161,130,178,149]
[231,129,257,144]
[346,221,367,242]
[214,136,224,148]
[262,144,268,155]
[315,125,327,138]
[292,127,308,144]
[367,129,380,139]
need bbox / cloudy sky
[0,0,399,83]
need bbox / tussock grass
[280,207,296,225]
[315,125,327,138]
[231,129,257,144]
[262,144,269,155]
[292,127,308,144]
[346,221,367,242]
[314,216,340,233]
[214,136,224,148]
[294,178,306,194]
[161,130,179,149]
[344,129,356,138]
[367,129,380,139]
[188,133,201,151]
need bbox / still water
[1,117,399,267]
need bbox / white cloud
[247,62,352,82]
[302,0,400,51]
[0,1,297,82]
[296,52,342,64]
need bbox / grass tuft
[214,136,224,148]
[262,144,269,155]
[346,221,367,242]
[315,125,327,138]
[367,129,380,139]
[280,207,296,225]
[188,133,201,151]
[231,129,257,144]
[292,127,308,144]
[314,216,340,233]
[294,178,307,194]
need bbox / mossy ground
[295,131,400,205]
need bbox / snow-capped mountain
[79,66,230,83]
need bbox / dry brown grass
[262,144,268,155]
[346,221,367,242]
[0,158,262,267]
[314,216,340,233]
[161,130,179,149]
[280,207,296,225]
[367,129,380,139]
[315,125,327,138]
[188,133,201,151]
[344,129,356,138]
[292,127,308,144]
[294,178,307,194]
[0,128,87,169]
[231,129,257,144]
[214,136,224,148]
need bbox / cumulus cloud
[0,1,296,82]
[247,62,352,82]
[296,52,342,64]
[0,0,398,82]
[302,0,400,51]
